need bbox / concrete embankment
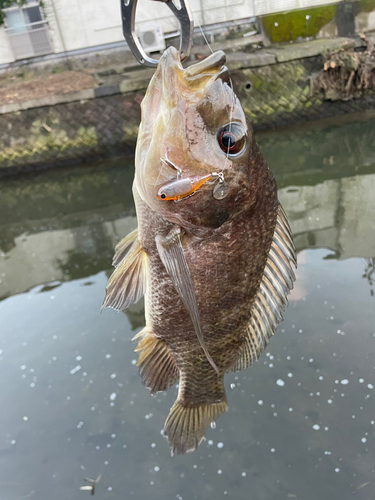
[0,35,374,173]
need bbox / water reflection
[0,115,375,500]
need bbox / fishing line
[190,5,213,55]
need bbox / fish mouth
[160,46,227,89]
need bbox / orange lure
[157,173,213,201]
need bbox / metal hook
[121,0,193,68]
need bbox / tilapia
[103,47,296,455]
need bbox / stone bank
[0,35,375,173]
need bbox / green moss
[0,124,98,168]
[262,5,337,43]
[358,0,375,12]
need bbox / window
[4,2,52,59]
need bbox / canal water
[0,113,375,500]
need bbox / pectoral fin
[155,228,218,374]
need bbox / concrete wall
[0,0,365,64]
[0,24,15,64]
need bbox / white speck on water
[210,422,216,429]
[96,446,100,450]
[105,354,111,359]
[230,383,235,389]
[20,365,26,370]
[258,400,263,405]
[75,355,82,361]
[327,399,332,404]
[70,365,81,375]
[361,437,367,443]
[309,358,314,363]
[306,15,311,20]
[324,451,331,455]
[104,461,109,465]
[341,379,349,385]
[368,384,374,389]
[23,416,28,421]
[313,425,320,430]
[270,448,275,453]
[287,373,293,378]
[359,378,364,383]
[108,487,113,491]
[217,442,224,449]
[242,472,247,477]
[324,427,329,431]
[111,434,116,438]
[10,440,16,445]
[151,443,156,448]
[107,444,111,448]
[319,376,324,380]
[208,440,214,446]
[289,408,293,412]
[274,22,278,27]
[276,379,285,387]
[131,359,136,365]
[371,421,375,425]
[335,468,340,473]
[217,470,222,475]
[109,393,117,401]
[110,373,117,379]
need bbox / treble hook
[121,0,193,68]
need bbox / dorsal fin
[230,204,297,372]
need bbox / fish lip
[161,46,226,76]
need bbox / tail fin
[164,398,228,455]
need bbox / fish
[103,46,296,455]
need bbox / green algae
[262,6,337,43]
[358,0,375,12]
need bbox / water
[1,114,375,500]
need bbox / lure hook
[121,0,193,68]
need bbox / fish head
[135,46,255,230]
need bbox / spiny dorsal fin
[230,204,297,372]
[164,398,228,455]
[103,238,148,311]
[112,228,138,267]
[132,327,179,394]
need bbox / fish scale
[103,47,296,455]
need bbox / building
[0,0,374,66]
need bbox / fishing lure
[157,173,213,201]
[157,155,229,202]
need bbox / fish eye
[160,193,166,199]
[217,124,246,156]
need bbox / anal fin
[103,238,148,311]
[133,327,179,394]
